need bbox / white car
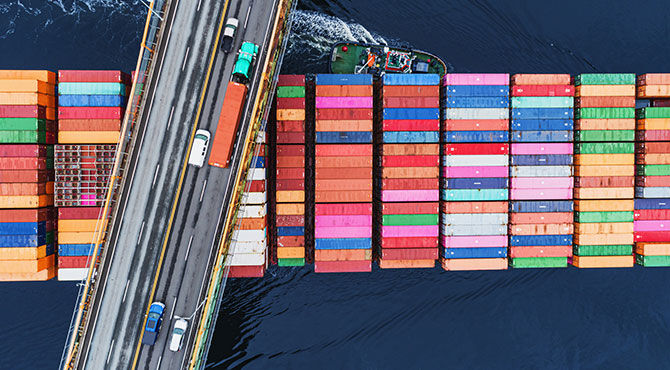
[188,129,210,167]
[221,18,239,53]
[168,318,188,352]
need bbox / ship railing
[187,0,298,368]
[59,1,170,369]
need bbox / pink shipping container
[381,225,439,238]
[58,107,123,119]
[315,96,373,109]
[0,145,49,157]
[59,207,102,219]
[441,235,509,248]
[511,177,574,189]
[314,215,373,227]
[634,221,670,231]
[0,105,46,118]
[315,227,372,238]
[510,188,574,200]
[315,203,372,215]
[511,143,574,155]
[443,166,509,178]
[58,70,130,83]
[381,190,439,202]
[443,73,510,86]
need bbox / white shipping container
[238,204,267,218]
[255,131,266,143]
[636,187,670,198]
[230,239,267,254]
[440,224,508,236]
[246,168,266,181]
[510,165,572,177]
[57,268,89,281]
[240,191,267,205]
[444,154,509,167]
[228,251,265,266]
[446,108,509,120]
[232,228,267,241]
[441,213,508,225]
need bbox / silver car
[169,318,188,352]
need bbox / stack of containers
[274,75,306,267]
[0,70,56,281]
[57,207,101,280]
[376,74,440,269]
[637,74,670,101]
[441,73,510,271]
[508,74,574,268]
[314,74,373,273]
[573,73,636,268]
[228,131,268,277]
[634,102,670,266]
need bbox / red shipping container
[382,202,438,214]
[443,143,509,155]
[382,155,439,167]
[381,248,438,260]
[511,85,574,96]
[277,75,305,86]
[510,212,573,224]
[381,236,439,249]
[637,130,670,141]
[276,168,304,180]
[277,145,304,156]
[653,99,670,107]
[315,203,372,215]
[634,231,670,242]
[59,207,102,219]
[0,170,48,183]
[58,119,121,131]
[444,119,509,131]
[382,178,439,190]
[247,180,266,192]
[276,98,305,109]
[636,176,670,187]
[255,145,266,157]
[228,265,265,278]
[58,70,130,83]
[509,246,572,258]
[382,120,440,131]
[276,120,305,132]
[0,208,47,222]
[0,158,47,170]
[316,144,372,156]
[58,256,93,268]
[316,108,372,120]
[383,85,439,97]
[275,179,304,190]
[634,209,670,220]
[314,260,371,273]
[58,107,123,120]
[277,235,305,247]
[0,105,46,118]
[315,167,372,179]
[276,215,305,226]
[0,145,48,157]
[383,96,440,108]
[576,96,635,108]
[575,176,634,188]
[276,132,305,144]
[637,142,670,154]
[441,201,508,213]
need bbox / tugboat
[329,42,446,77]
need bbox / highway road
[72,0,278,368]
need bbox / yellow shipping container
[58,231,97,244]
[277,247,304,259]
[575,233,634,245]
[637,118,670,130]
[442,258,508,271]
[0,92,55,107]
[573,187,634,199]
[316,120,373,132]
[0,70,56,84]
[276,190,304,203]
[574,165,633,177]
[58,131,120,144]
[637,85,670,98]
[0,195,52,208]
[574,154,633,165]
[642,154,670,165]
[0,254,54,273]
[276,203,304,216]
[276,109,305,121]
[636,243,670,256]
[382,167,439,179]
[58,219,101,232]
[0,80,54,94]
[576,84,635,97]
[575,199,634,211]
[379,259,435,269]
[575,222,634,234]
[572,255,634,268]
[0,245,49,260]
[576,119,635,130]
[0,265,55,281]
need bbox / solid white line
[196,0,202,11]
[122,279,130,302]
[156,355,162,370]
[199,180,207,202]
[137,221,146,245]
[106,339,115,365]
[152,164,160,187]
[170,296,177,318]
[166,106,175,130]
[181,47,190,71]
[184,235,194,261]
[244,6,251,29]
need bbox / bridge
[59,0,296,368]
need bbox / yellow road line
[130,0,231,367]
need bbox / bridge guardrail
[188,0,298,368]
[59,1,170,368]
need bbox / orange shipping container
[574,233,633,245]
[638,73,670,85]
[316,85,372,97]
[315,249,371,261]
[237,217,266,230]
[58,219,101,232]
[315,190,371,203]
[58,131,120,144]
[442,258,507,271]
[382,85,439,97]
[0,265,55,281]
[639,154,670,165]
[576,84,635,97]
[315,156,372,168]
[315,179,372,191]
[576,96,635,107]
[315,120,373,132]
[636,243,670,256]
[276,203,304,216]
[277,247,305,259]
[276,155,305,167]
[509,223,573,235]
[46,107,55,121]
[574,165,633,177]
[0,93,56,107]
[572,255,633,268]
[511,74,571,85]
[276,190,305,203]
[382,167,439,179]
[0,254,54,273]
[383,144,439,156]
[441,201,508,214]
[0,245,50,260]
[576,119,635,130]
[574,187,634,199]
[0,195,51,208]
[315,167,371,179]
[574,154,633,165]
[575,199,634,212]
[510,212,573,224]
[0,80,54,94]
[0,208,47,222]
[0,70,56,84]
[58,231,96,244]
[58,119,121,131]
[379,259,435,269]
[575,222,634,234]
[0,183,48,196]
[276,109,305,121]
[637,119,670,130]
[277,235,305,247]
[637,85,670,98]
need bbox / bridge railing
[188,0,299,368]
[59,1,170,368]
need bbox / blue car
[142,301,165,345]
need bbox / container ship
[329,42,446,77]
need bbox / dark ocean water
[2,0,670,368]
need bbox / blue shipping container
[445,85,509,97]
[510,235,573,247]
[443,177,509,189]
[443,247,508,259]
[315,238,372,250]
[510,200,574,213]
[443,130,509,143]
[511,108,573,119]
[511,119,574,131]
[634,198,670,210]
[316,74,372,86]
[0,221,46,235]
[383,108,440,120]
[0,233,49,247]
[383,74,440,86]
[277,226,305,236]
[58,94,125,107]
[315,131,372,144]
[511,154,573,166]
[445,97,509,108]
[382,131,439,143]
[512,130,574,142]
[251,156,265,168]
[58,243,95,256]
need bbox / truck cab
[141,302,165,345]
[232,41,259,84]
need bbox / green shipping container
[636,255,670,267]
[510,257,568,268]
[278,258,305,267]
[636,107,670,119]
[576,130,635,142]
[46,158,54,169]
[575,142,634,154]
[573,244,633,256]
[576,107,635,119]
[382,213,439,226]
[0,118,47,131]
[511,97,573,108]
[46,231,54,245]
[575,211,634,223]
[0,130,47,144]
[575,73,636,85]
[47,145,54,158]
[637,165,670,176]
[277,86,305,98]
[58,82,126,96]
